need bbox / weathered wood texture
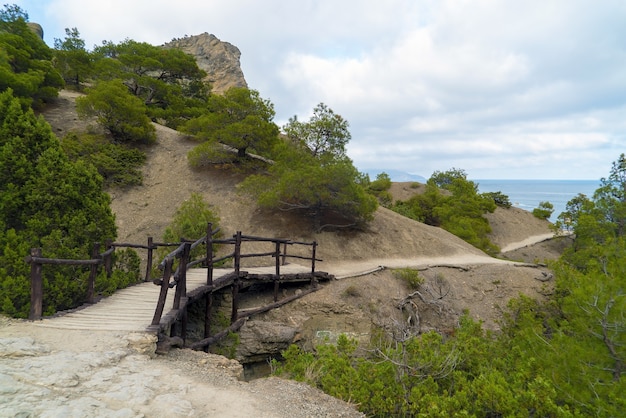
[33,264,318,332]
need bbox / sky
[13,0,626,180]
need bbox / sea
[474,179,600,221]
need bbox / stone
[236,320,299,362]
[163,33,247,94]
[124,332,157,356]
[0,337,49,357]
[27,22,43,39]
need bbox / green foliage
[241,141,378,232]
[207,311,240,358]
[0,4,64,108]
[274,156,626,417]
[283,102,350,159]
[61,132,146,187]
[95,248,141,296]
[160,193,221,262]
[53,27,93,89]
[593,153,626,236]
[0,89,117,317]
[76,79,156,143]
[391,168,499,254]
[183,87,279,164]
[91,38,209,127]
[557,155,626,270]
[163,193,221,243]
[482,190,512,208]
[240,104,377,231]
[392,267,424,290]
[365,172,393,207]
[275,316,578,417]
[532,200,554,219]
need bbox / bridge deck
[33,264,314,332]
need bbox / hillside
[42,90,564,335]
[0,89,572,418]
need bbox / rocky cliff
[164,32,247,94]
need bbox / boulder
[236,320,300,363]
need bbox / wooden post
[311,241,318,288]
[204,292,213,350]
[231,231,242,323]
[28,248,43,320]
[204,223,214,347]
[206,224,213,286]
[104,239,113,278]
[173,242,190,310]
[181,308,188,342]
[152,258,173,326]
[87,242,100,304]
[274,241,281,302]
[145,236,154,282]
[282,242,288,265]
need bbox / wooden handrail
[26,224,322,327]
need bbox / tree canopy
[53,27,93,89]
[76,79,156,143]
[184,87,279,166]
[392,168,498,254]
[241,104,377,231]
[92,38,209,127]
[0,89,119,317]
[0,4,64,108]
[283,102,350,159]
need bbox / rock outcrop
[27,22,44,39]
[164,33,247,94]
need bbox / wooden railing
[150,225,321,333]
[24,224,322,329]
[25,234,200,320]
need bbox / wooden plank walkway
[33,264,313,332]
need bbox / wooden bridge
[25,227,333,350]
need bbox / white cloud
[13,0,626,179]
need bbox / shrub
[532,201,554,220]
[61,132,146,187]
[95,248,141,296]
[156,193,221,266]
[483,191,512,208]
[392,267,424,289]
[76,79,156,144]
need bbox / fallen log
[189,317,247,350]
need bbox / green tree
[159,193,221,262]
[53,27,93,89]
[594,153,626,236]
[557,155,626,270]
[392,169,498,254]
[283,102,350,159]
[92,38,209,127]
[76,79,156,143]
[0,89,118,317]
[183,87,279,165]
[483,190,512,208]
[0,4,64,108]
[532,200,554,220]
[241,104,377,232]
[366,172,393,207]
